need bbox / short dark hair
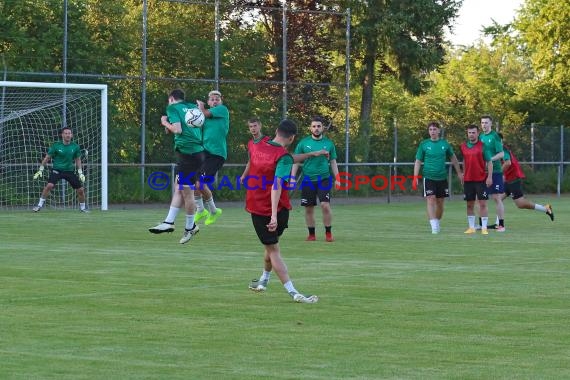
[277,119,297,138]
[248,117,261,124]
[481,115,493,122]
[428,121,440,129]
[59,126,72,134]
[467,124,479,130]
[311,115,325,124]
[169,89,185,101]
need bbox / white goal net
[0,81,108,211]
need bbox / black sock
[479,217,482,226]
[308,227,316,236]
[325,226,332,233]
[499,219,504,227]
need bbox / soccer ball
[185,108,205,127]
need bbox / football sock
[495,216,499,225]
[205,197,218,214]
[429,219,438,231]
[194,196,205,213]
[283,280,298,294]
[308,227,316,236]
[165,206,180,224]
[481,217,489,229]
[260,270,271,282]
[185,214,196,230]
[499,219,504,227]
[534,204,547,212]
[38,198,46,207]
[468,215,476,228]
[80,202,86,210]
[325,226,332,233]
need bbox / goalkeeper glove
[78,169,86,183]
[33,165,45,180]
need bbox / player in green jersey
[291,116,340,242]
[194,90,230,225]
[413,122,463,234]
[479,115,506,231]
[148,89,204,244]
[32,127,89,212]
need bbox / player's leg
[179,185,199,244]
[318,178,334,241]
[464,182,477,233]
[33,171,60,212]
[301,181,317,240]
[200,152,225,225]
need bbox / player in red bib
[460,125,493,235]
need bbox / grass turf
[1,197,569,379]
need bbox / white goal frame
[0,81,108,210]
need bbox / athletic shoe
[464,228,476,234]
[291,292,319,304]
[545,204,554,221]
[474,225,482,230]
[496,226,506,232]
[179,224,199,244]
[80,208,90,213]
[431,230,439,235]
[32,206,41,212]
[248,279,268,292]
[481,228,489,235]
[325,232,335,242]
[149,221,175,234]
[487,224,497,229]
[205,208,222,225]
[195,209,209,223]
[306,234,316,241]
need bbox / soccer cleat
[179,224,199,244]
[32,206,42,212]
[325,232,335,242]
[149,221,175,234]
[80,208,90,213]
[474,225,482,230]
[291,292,319,304]
[306,234,316,241]
[464,228,476,234]
[481,228,489,235]
[496,226,506,232]
[248,279,268,292]
[545,204,554,221]
[195,209,209,223]
[431,230,439,235]
[205,208,222,225]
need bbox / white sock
[495,215,499,225]
[80,202,86,210]
[468,215,476,228]
[195,196,205,213]
[283,280,298,294]
[534,204,546,212]
[429,219,438,232]
[38,198,46,207]
[165,206,180,224]
[481,217,488,229]
[205,197,217,214]
[185,214,196,230]
[260,270,271,282]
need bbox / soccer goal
[0,81,108,211]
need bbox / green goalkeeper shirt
[48,141,81,171]
[415,138,455,181]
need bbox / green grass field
[1,197,569,379]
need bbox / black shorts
[423,178,449,198]
[251,209,289,245]
[505,179,524,200]
[200,151,226,177]
[48,170,83,189]
[486,172,505,194]
[463,181,489,202]
[176,151,205,187]
[300,177,332,206]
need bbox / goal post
[0,81,108,211]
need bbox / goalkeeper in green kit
[32,127,89,212]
